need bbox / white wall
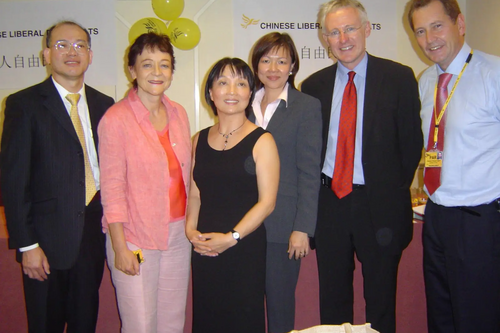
[0,0,487,138]
[465,0,500,57]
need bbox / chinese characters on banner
[0,0,116,90]
[233,0,397,85]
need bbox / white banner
[0,0,116,90]
[233,0,397,85]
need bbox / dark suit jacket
[249,86,322,243]
[0,77,114,269]
[302,54,423,253]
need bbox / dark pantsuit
[248,87,322,333]
[266,242,301,333]
[23,195,105,333]
[316,184,401,333]
[424,200,500,333]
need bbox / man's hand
[22,247,50,281]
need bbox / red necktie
[424,73,453,195]
[332,71,357,199]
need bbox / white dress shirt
[322,53,368,185]
[419,43,500,206]
[252,83,289,129]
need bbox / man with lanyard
[408,0,500,331]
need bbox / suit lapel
[249,86,294,132]
[265,100,287,132]
[319,65,337,140]
[362,54,383,153]
[41,78,80,143]
[266,86,297,132]
[316,65,337,164]
[85,86,100,152]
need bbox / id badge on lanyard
[425,149,443,168]
[425,51,473,168]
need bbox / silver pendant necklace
[217,120,246,151]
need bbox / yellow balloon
[128,18,168,44]
[152,0,184,21]
[166,18,201,50]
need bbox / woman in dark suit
[249,32,322,333]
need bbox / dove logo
[241,14,260,29]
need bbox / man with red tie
[302,1,422,332]
[408,0,500,332]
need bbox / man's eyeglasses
[53,40,90,54]
[323,25,363,39]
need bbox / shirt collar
[279,82,289,107]
[337,52,368,79]
[52,76,86,101]
[437,42,471,76]
[128,88,176,123]
[253,82,289,108]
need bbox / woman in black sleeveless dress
[185,58,280,333]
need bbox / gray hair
[318,0,369,33]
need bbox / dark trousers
[265,242,301,333]
[23,196,105,333]
[424,199,500,333]
[315,184,401,333]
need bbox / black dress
[191,127,267,333]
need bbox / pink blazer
[98,89,191,250]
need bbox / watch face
[232,232,240,240]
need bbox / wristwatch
[231,229,241,242]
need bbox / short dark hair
[408,0,461,31]
[251,32,299,90]
[204,58,255,117]
[45,21,91,48]
[127,33,176,88]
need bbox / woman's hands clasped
[186,229,237,257]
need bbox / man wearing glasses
[1,21,114,332]
[302,1,422,332]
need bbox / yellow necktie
[66,93,96,205]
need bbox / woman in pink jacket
[98,33,191,333]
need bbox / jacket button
[77,211,84,217]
